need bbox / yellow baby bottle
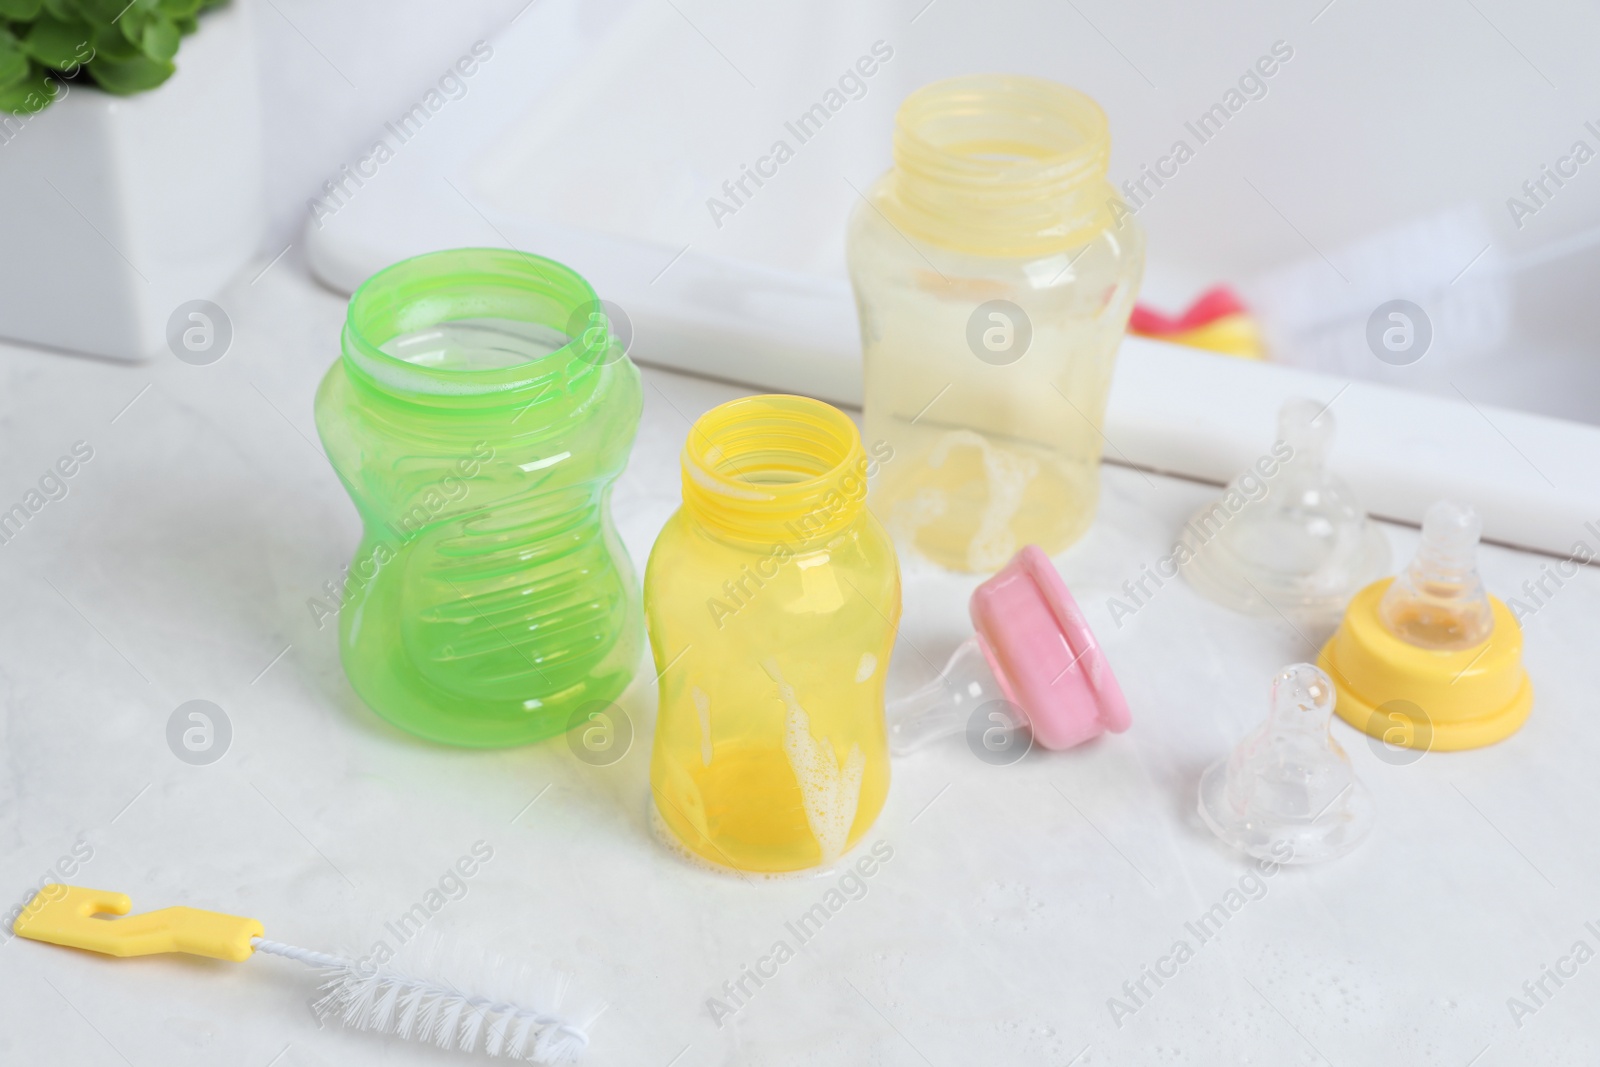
[848,75,1145,572]
[645,395,900,873]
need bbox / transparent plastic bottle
[848,75,1145,573]
[645,395,900,873]
[314,248,643,747]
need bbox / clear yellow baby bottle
[848,75,1145,572]
[645,395,900,873]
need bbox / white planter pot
[0,2,264,361]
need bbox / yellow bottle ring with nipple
[1318,579,1532,751]
[1318,500,1532,752]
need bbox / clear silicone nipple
[1197,663,1374,864]
[888,637,1012,755]
[1180,398,1390,624]
[1378,500,1494,650]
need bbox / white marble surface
[2,256,1598,1066]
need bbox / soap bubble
[1365,299,1431,366]
[166,700,231,765]
[167,300,233,365]
[566,700,633,765]
[965,699,1032,765]
[1365,699,1433,766]
[966,300,1032,366]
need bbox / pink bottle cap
[969,545,1132,750]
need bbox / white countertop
[2,255,1597,1066]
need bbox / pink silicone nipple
[887,546,1131,755]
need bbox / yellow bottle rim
[680,394,868,547]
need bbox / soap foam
[764,658,865,866]
[929,429,1037,572]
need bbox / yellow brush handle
[12,884,263,962]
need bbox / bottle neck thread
[881,74,1119,257]
[340,247,613,411]
[680,395,868,547]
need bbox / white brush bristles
[252,937,593,1063]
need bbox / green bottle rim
[340,247,617,407]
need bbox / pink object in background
[886,545,1131,756]
[1128,285,1247,335]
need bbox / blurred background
[253,0,532,247]
[8,0,1600,421]
[253,0,1600,422]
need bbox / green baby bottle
[314,248,644,747]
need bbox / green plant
[0,0,227,115]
